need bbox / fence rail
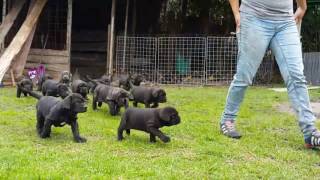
[115,36,274,86]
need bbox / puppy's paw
[40,133,50,138]
[75,137,87,143]
[110,112,118,116]
[117,136,124,141]
[162,136,171,143]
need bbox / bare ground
[277,102,320,119]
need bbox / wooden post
[108,0,116,75]
[0,0,26,46]
[106,24,111,73]
[0,0,48,81]
[10,69,15,86]
[10,0,37,79]
[122,0,129,72]
[2,0,6,19]
[1,0,6,52]
[66,0,73,72]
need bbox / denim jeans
[221,13,316,139]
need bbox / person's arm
[295,0,307,24]
[229,0,240,32]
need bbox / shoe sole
[220,130,242,139]
[305,144,320,149]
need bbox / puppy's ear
[152,89,159,98]
[159,108,171,122]
[62,95,72,109]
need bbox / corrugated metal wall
[304,52,320,85]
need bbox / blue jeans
[221,13,316,139]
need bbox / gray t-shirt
[240,0,294,20]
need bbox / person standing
[220,0,319,148]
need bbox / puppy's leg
[108,101,117,116]
[126,129,130,135]
[16,88,22,98]
[42,89,46,96]
[92,96,98,110]
[36,111,44,135]
[124,100,129,109]
[40,119,52,138]
[115,105,121,115]
[145,102,151,108]
[148,127,170,143]
[151,103,159,108]
[98,102,103,107]
[71,120,86,143]
[133,101,138,107]
[118,116,127,141]
[82,93,88,100]
[150,134,156,143]
[23,92,28,97]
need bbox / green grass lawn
[0,86,319,179]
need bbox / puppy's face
[116,90,129,106]
[152,89,167,103]
[78,84,88,95]
[131,74,144,86]
[21,79,33,91]
[62,93,87,113]
[61,71,72,83]
[101,75,112,84]
[159,107,181,126]
[58,84,70,99]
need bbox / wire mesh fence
[158,37,206,85]
[253,51,275,85]
[206,36,237,85]
[115,35,275,86]
[115,36,157,82]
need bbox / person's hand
[234,13,240,32]
[294,7,306,24]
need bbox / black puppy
[59,71,72,86]
[130,74,144,86]
[93,84,130,116]
[118,107,180,143]
[131,86,167,108]
[111,74,132,91]
[42,79,70,99]
[87,81,97,94]
[37,74,52,91]
[26,90,87,143]
[17,77,33,98]
[85,74,111,93]
[72,80,89,99]
[110,73,144,91]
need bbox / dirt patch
[277,102,320,119]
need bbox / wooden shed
[0,0,136,84]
